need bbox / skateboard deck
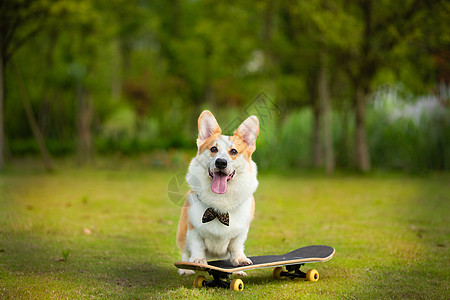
[174,245,335,291]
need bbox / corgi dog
[176,110,259,275]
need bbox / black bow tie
[202,208,229,226]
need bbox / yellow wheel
[194,275,206,288]
[273,266,284,279]
[306,269,319,282]
[230,278,244,291]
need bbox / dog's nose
[215,158,227,169]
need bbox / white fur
[178,112,259,275]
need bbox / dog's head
[194,110,259,195]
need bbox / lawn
[0,164,449,299]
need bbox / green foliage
[3,0,448,171]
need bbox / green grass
[0,165,449,299]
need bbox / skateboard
[174,245,335,291]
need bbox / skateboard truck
[194,270,244,291]
[206,270,231,288]
[273,264,320,281]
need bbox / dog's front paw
[231,257,253,267]
[190,257,207,265]
[233,271,247,277]
[178,269,195,276]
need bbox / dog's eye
[229,148,238,155]
[210,146,218,153]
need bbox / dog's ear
[197,110,221,147]
[234,115,259,150]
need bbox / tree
[11,59,54,170]
[337,0,443,171]
[0,0,80,170]
[276,0,352,172]
[0,0,51,170]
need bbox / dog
[176,110,259,276]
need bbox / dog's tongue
[211,173,227,194]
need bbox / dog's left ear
[197,110,221,147]
[234,116,259,150]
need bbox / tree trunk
[355,87,370,172]
[113,37,129,101]
[76,84,93,165]
[0,51,5,171]
[203,41,215,110]
[203,78,215,110]
[11,60,53,171]
[40,31,58,136]
[340,104,351,168]
[312,94,323,168]
[318,51,335,174]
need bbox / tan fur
[176,192,194,250]
[232,116,259,160]
[198,132,222,154]
[250,195,255,222]
[228,134,255,161]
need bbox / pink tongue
[211,173,228,194]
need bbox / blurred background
[1,0,449,173]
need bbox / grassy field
[0,164,449,299]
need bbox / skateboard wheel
[306,269,319,282]
[194,275,206,288]
[230,278,244,291]
[273,267,284,279]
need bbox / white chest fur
[187,193,253,258]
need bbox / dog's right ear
[197,110,221,147]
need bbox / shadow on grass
[0,232,182,297]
